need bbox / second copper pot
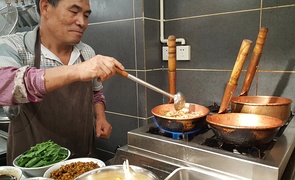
[231,96,292,124]
[206,113,284,146]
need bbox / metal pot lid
[0,4,18,36]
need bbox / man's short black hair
[35,0,60,14]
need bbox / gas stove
[111,113,295,180]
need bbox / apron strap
[34,28,41,68]
[80,54,85,62]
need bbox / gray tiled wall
[82,0,295,162]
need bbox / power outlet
[162,45,191,61]
[162,46,168,60]
[177,45,191,61]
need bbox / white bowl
[0,166,22,179]
[43,157,106,179]
[23,177,53,180]
[13,147,70,178]
[21,177,53,180]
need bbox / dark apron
[7,30,95,165]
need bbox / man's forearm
[94,102,106,119]
[44,65,80,92]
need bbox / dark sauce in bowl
[0,175,17,180]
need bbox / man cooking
[0,0,124,165]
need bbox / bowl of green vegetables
[13,140,70,178]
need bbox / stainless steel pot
[75,165,159,180]
[0,4,18,36]
[17,3,39,28]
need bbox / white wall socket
[162,46,168,60]
[162,45,191,61]
[177,45,191,61]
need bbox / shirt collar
[41,44,81,65]
[24,26,84,55]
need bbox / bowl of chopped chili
[43,157,105,180]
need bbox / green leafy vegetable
[15,140,69,168]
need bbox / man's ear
[39,0,50,18]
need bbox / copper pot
[151,103,210,132]
[230,28,292,124]
[231,96,292,124]
[207,28,286,146]
[206,113,284,146]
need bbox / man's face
[45,0,91,45]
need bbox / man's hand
[94,103,112,139]
[77,54,124,82]
[96,117,112,139]
[44,54,124,92]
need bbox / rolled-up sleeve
[0,66,46,106]
[92,79,106,106]
[93,90,106,108]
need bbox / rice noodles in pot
[152,103,210,132]
[164,104,204,119]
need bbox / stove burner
[202,137,223,148]
[276,112,294,137]
[147,126,203,140]
[151,117,206,140]
[207,102,220,113]
[202,137,276,159]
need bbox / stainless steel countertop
[112,114,295,180]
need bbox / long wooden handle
[168,35,176,103]
[115,68,129,78]
[168,35,176,72]
[228,39,253,86]
[218,39,252,114]
[239,27,268,96]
